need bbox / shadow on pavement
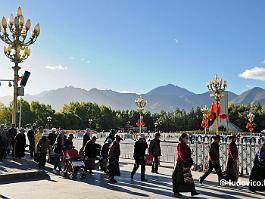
[197,183,264,199]
[0,194,10,199]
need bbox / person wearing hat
[100,138,112,173]
[199,135,223,184]
[131,134,148,181]
[108,135,123,183]
[225,135,239,182]
[48,128,57,146]
[14,129,26,159]
[149,132,162,174]
[83,128,91,146]
[84,136,98,174]
[27,126,36,158]
[37,135,50,168]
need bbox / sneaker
[249,188,256,193]
[155,171,159,174]
[191,191,200,196]
[174,192,182,198]
[109,178,117,183]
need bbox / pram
[61,148,86,179]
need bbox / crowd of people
[1,124,265,197]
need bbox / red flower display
[208,113,215,121]
[219,114,227,120]
[246,122,251,130]
[201,119,209,129]
[136,122,145,127]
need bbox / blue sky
[1,0,265,97]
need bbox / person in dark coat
[27,126,36,158]
[100,138,112,173]
[0,125,9,161]
[64,134,74,150]
[172,133,199,197]
[53,142,63,173]
[48,128,57,146]
[149,132,161,174]
[225,136,239,182]
[14,129,26,159]
[199,135,223,184]
[84,136,98,174]
[108,135,123,183]
[249,142,265,192]
[104,129,116,143]
[56,130,65,151]
[8,124,17,156]
[131,134,148,181]
[83,128,91,146]
[37,136,50,168]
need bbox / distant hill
[0,84,264,112]
[231,87,265,104]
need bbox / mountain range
[0,84,265,112]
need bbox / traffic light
[20,71,30,87]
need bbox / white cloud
[239,67,265,81]
[45,64,68,70]
[174,38,179,44]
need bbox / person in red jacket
[172,133,199,197]
[225,135,239,182]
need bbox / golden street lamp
[0,7,40,125]
[88,119,93,129]
[201,105,209,134]
[135,96,147,134]
[246,112,255,135]
[207,75,227,135]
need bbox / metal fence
[73,135,265,176]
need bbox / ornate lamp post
[0,7,40,125]
[47,116,52,129]
[207,75,227,135]
[201,105,209,134]
[154,122,158,132]
[246,112,255,135]
[88,119,93,129]
[135,96,147,134]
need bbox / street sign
[18,87,24,96]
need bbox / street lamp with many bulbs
[0,7,40,125]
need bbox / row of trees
[0,100,265,132]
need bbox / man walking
[199,135,223,184]
[131,134,148,181]
[84,136,98,174]
[149,133,161,174]
[8,124,17,156]
[108,135,123,183]
[27,126,36,158]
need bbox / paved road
[0,159,264,199]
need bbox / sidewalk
[0,154,50,184]
[0,158,264,199]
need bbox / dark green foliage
[0,100,265,132]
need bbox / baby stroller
[61,148,86,179]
